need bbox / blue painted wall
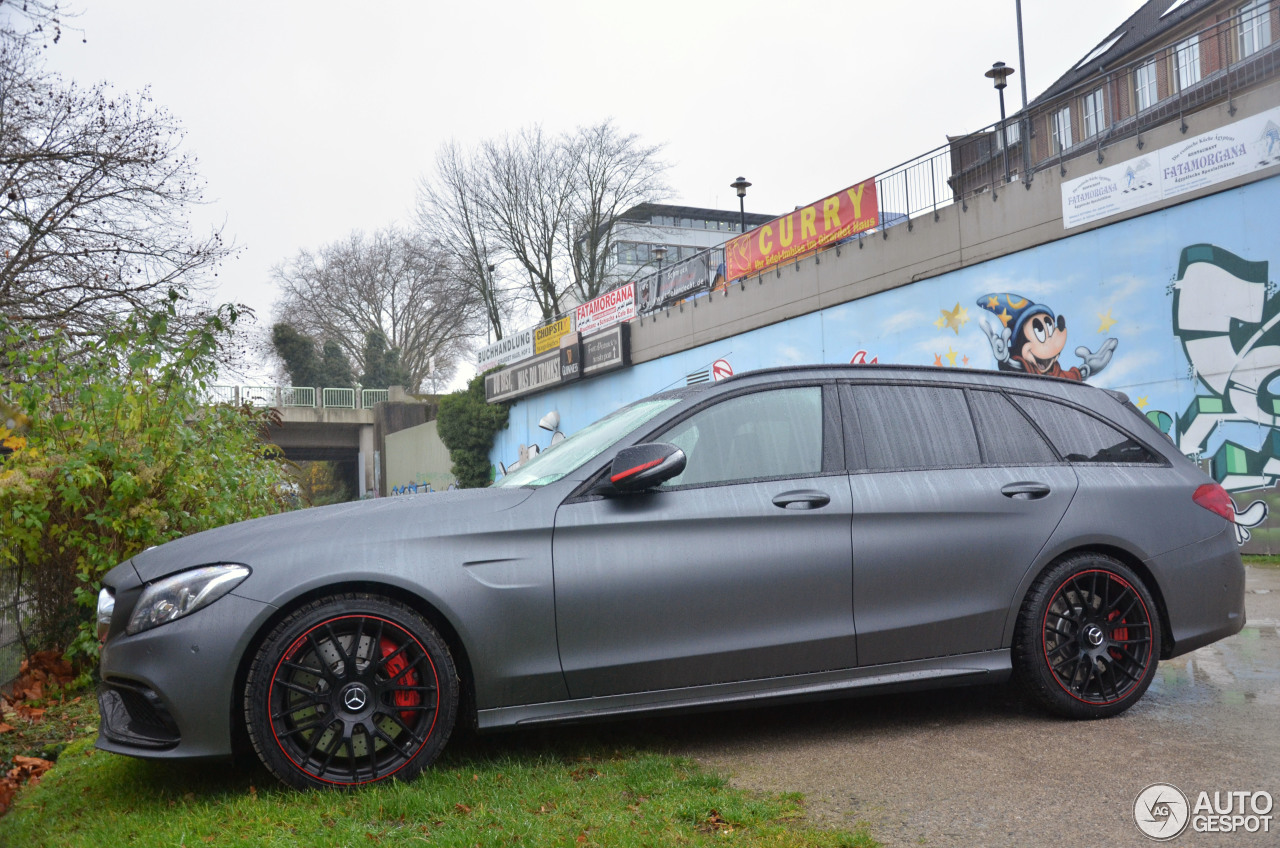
[493,175,1280,549]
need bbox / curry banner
[725,178,878,281]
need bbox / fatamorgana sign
[575,283,636,335]
[1062,104,1280,229]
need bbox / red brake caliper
[1107,610,1128,662]
[379,637,420,724]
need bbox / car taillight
[1192,483,1235,522]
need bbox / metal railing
[321,387,355,409]
[207,385,395,409]
[237,385,318,408]
[1025,5,1279,182]
[482,5,1279,359]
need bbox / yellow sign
[534,315,574,354]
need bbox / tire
[1013,554,1161,719]
[244,593,458,789]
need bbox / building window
[1174,35,1201,90]
[1134,60,1158,110]
[1083,88,1107,137]
[1239,1,1272,58]
[995,121,1021,149]
[1051,106,1073,153]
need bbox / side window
[1010,395,1160,464]
[851,385,981,471]
[967,390,1058,465]
[659,387,823,487]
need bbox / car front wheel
[1014,554,1161,719]
[244,593,457,789]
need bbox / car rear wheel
[1014,554,1161,719]
[244,593,457,789]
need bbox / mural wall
[491,175,1280,551]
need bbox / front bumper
[96,591,275,760]
[1145,523,1246,659]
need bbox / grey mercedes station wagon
[96,365,1245,789]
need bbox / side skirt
[477,649,1011,731]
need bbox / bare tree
[478,125,576,321]
[416,120,667,327]
[271,228,481,392]
[0,0,72,44]
[0,26,230,338]
[566,119,667,304]
[415,141,512,340]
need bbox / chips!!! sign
[534,315,574,354]
[575,283,636,336]
[725,177,878,281]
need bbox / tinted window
[659,387,823,487]
[967,390,1057,465]
[851,385,981,470]
[1010,395,1159,464]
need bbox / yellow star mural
[998,308,1012,327]
[937,303,969,335]
[1097,308,1118,333]
[986,295,1000,309]
[945,346,959,366]
[1136,396,1149,409]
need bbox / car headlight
[126,564,250,635]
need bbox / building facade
[603,202,777,283]
[951,0,1278,196]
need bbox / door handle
[772,489,831,510]
[1001,481,1051,500]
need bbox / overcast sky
[37,0,1147,382]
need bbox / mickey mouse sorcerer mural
[977,293,1119,382]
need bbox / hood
[129,487,535,583]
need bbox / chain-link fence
[0,572,31,691]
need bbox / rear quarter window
[1009,394,1161,464]
[967,389,1058,465]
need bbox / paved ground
[649,565,1280,847]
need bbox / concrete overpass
[209,386,407,497]
[272,405,376,497]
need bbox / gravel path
[659,565,1280,846]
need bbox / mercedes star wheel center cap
[1084,624,1105,648]
[342,684,369,711]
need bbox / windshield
[493,398,681,488]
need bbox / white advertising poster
[476,327,533,372]
[575,283,636,336]
[1063,105,1280,229]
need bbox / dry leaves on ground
[0,650,80,816]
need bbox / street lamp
[652,244,668,308]
[729,176,751,233]
[985,61,1015,184]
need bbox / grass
[1243,554,1280,568]
[0,694,878,848]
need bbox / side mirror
[607,443,686,493]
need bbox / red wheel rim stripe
[268,613,441,786]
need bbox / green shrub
[436,373,509,488]
[0,305,294,659]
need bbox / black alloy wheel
[245,593,458,789]
[1014,554,1161,719]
